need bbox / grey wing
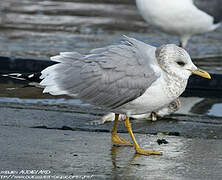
[194,0,222,24]
[40,36,161,109]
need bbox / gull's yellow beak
[187,68,211,79]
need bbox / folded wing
[40,36,161,109]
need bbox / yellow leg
[111,114,132,146]
[124,117,162,156]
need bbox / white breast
[118,73,187,116]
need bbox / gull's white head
[156,44,211,80]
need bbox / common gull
[136,0,222,48]
[40,36,211,155]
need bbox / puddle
[207,103,222,117]
[177,97,222,117]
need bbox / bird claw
[112,134,133,146]
[136,148,162,156]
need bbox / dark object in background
[157,139,168,145]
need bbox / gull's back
[40,37,161,111]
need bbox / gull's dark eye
[176,61,185,66]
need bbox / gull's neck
[163,73,187,99]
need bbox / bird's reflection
[110,145,143,179]
[110,145,142,169]
[110,146,119,169]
